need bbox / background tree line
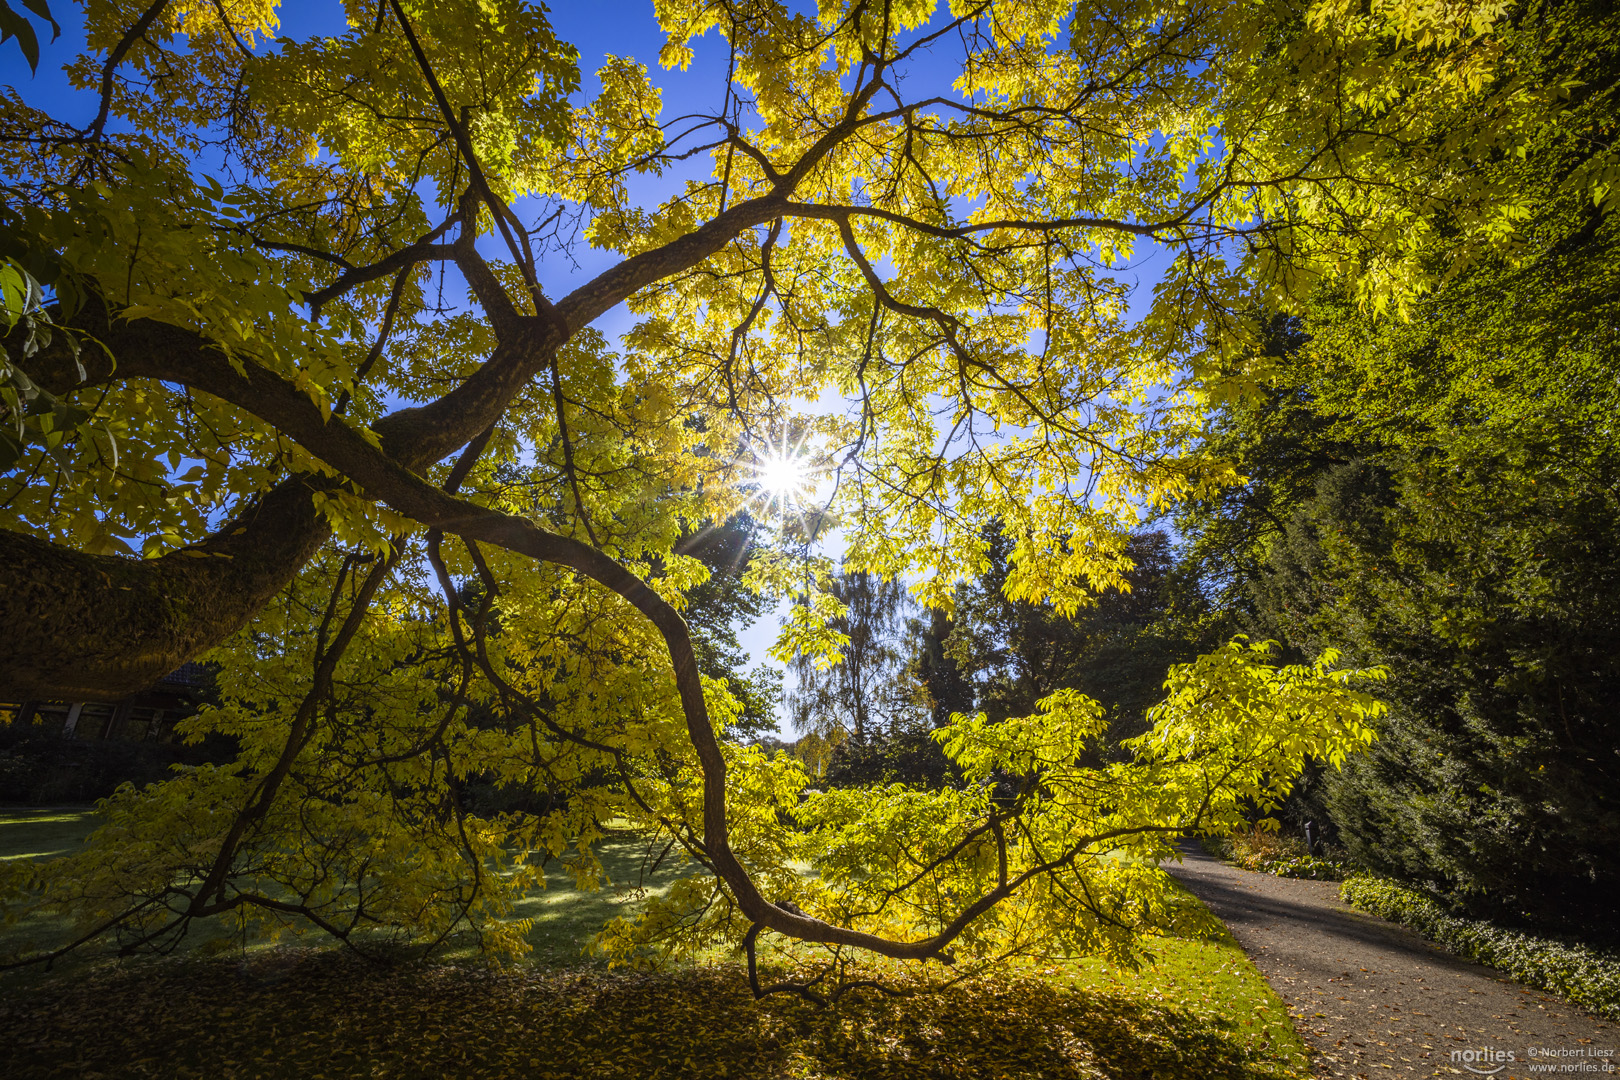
[788,0,1620,941]
[782,527,1226,790]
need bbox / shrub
[1342,874,1620,1020]
[1203,827,1351,881]
[0,727,234,804]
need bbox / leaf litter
[0,947,1308,1079]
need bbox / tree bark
[0,301,560,699]
[0,476,332,699]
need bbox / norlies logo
[1454,1048,1518,1075]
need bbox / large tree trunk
[0,304,343,699]
[0,476,331,700]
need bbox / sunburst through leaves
[744,431,817,520]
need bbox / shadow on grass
[0,808,101,862]
[0,814,1308,1077]
[0,951,1303,1079]
[502,832,692,964]
[0,814,692,971]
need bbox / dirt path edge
[1161,843,1618,1079]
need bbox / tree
[788,570,917,747]
[678,512,783,739]
[810,603,975,790]
[0,0,1576,972]
[791,574,973,791]
[785,568,962,791]
[949,527,1222,753]
[1172,0,1620,929]
[910,606,975,730]
[1253,455,1620,931]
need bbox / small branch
[744,919,829,1004]
[387,0,549,314]
[304,226,454,318]
[86,0,173,143]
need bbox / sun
[746,432,815,518]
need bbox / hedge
[1199,835,1350,881]
[1341,874,1620,1020]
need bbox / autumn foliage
[1,0,1595,974]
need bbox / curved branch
[304,234,454,319]
[0,476,332,699]
[0,293,532,699]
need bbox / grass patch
[499,831,693,963]
[0,807,101,861]
[1066,935,1308,1071]
[0,809,1308,1077]
[0,808,691,970]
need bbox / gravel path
[1162,845,1618,1079]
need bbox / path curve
[1162,844,1618,1079]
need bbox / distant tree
[910,607,976,729]
[788,571,918,747]
[949,526,1223,753]
[800,602,970,791]
[676,513,782,739]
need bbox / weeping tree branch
[190,542,402,915]
[3,176,1232,952]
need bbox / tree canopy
[1171,2,1620,930]
[0,0,1600,974]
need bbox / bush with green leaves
[1202,830,1350,882]
[1342,875,1620,1020]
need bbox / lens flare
[745,432,814,518]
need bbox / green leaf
[0,2,41,74]
[16,0,58,39]
[0,260,25,328]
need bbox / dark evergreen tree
[949,526,1222,755]
[1246,449,1620,932]
[1173,43,1620,927]
[675,513,783,739]
[910,606,975,728]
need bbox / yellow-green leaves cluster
[2,0,1541,971]
[602,640,1380,969]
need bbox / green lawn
[0,808,696,969]
[0,807,102,861]
[1067,928,1308,1069]
[0,807,1309,1079]
[508,832,693,963]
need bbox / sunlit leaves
[602,639,1378,970]
[0,0,1547,969]
[252,0,578,204]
